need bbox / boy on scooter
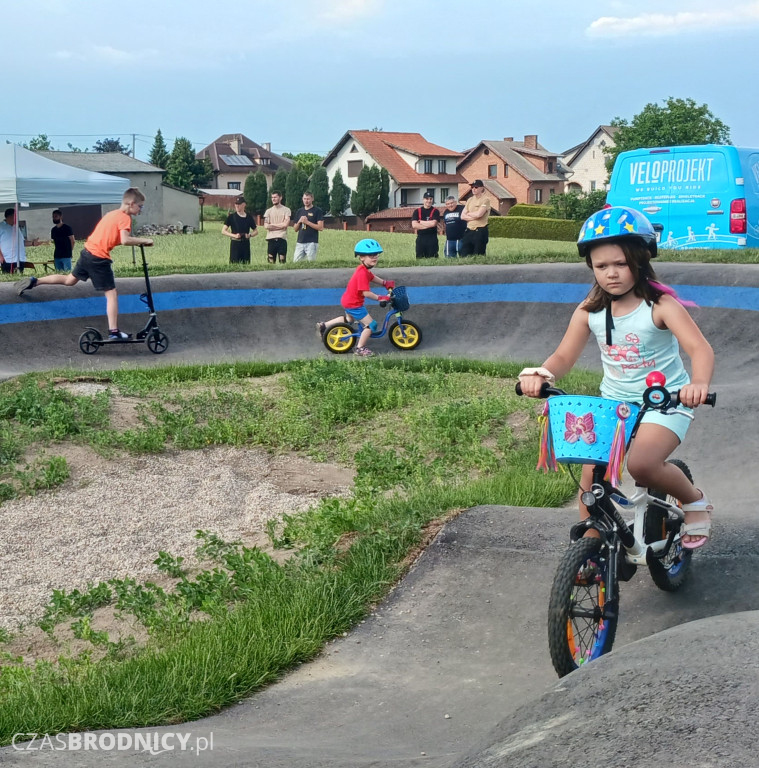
[17,188,153,340]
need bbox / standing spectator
[263,190,291,264]
[460,179,491,257]
[411,192,441,259]
[0,208,38,273]
[222,196,258,264]
[293,191,324,262]
[50,209,75,271]
[441,195,466,258]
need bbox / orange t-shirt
[85,209,131,260]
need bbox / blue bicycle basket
[546,395,640,465]
[390,285,410,311]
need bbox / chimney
[262,142,271,152]
[230,135,241,153]
[504,137,513,142]
[524,135,538,149]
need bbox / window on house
[440,188,449,200]
[347,160,363,178]
[591,181,597,191]
[426,189,435,201]
[504,164,509,177]
[423,159,433,174]
[400,189,408,205]
[534,189,543,204]
[488,164,497,178]
[350,144,358,153]
[550,188,556,197]
[547,161,554,173]
[260,158,270,165]
[227,182,241,190]
[438,159,447,174]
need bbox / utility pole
[132,134,136,157]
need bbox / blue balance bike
[322,285,422,353]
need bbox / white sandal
[680,490,713,550]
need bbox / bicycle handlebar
[514,381,716,408]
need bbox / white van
[606,144,759,249]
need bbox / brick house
[561,125,618,195]
[322,130,466,213]
[457,135,567,213]
[196,134,293,192]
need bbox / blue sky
[3,0,758,161]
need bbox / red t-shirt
[341,264,374,309]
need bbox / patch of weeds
[153,551,186,579]
[0,628,13,645]
[39,582,113,634]
[70,616,111,647]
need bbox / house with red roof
[196,134,293,192]
[457,135,568,214]
[322,130,466,214]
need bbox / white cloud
[318,0,383,24]
[586,1,759,37]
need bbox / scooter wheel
[147,330,169,354]
[323,323,356,354]
[79,328,102,355]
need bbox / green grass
[3,222,756,283]
[0,358,601,743]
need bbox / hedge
[489,216,582,241]
[507,204,550,218]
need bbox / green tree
[286,152,324,177]
[350,165,382,218]
[286,166,309,211]
[94,137,130,154]
[23,134,54,151]
[547,189,608,221]
[271,169,289,201]
[246,171,269,217]
[309,166,330,212]
[329,169,351,219]
[606,97,731,173]
[379,167,390,210]
[148,129,170,169]
[165,137,196,190]
[193,156,214,188]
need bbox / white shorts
[293,242,318,262]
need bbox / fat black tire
[323,323,357,354]
[547,537,619,677]
[78,328,102,355]
[146,330,169,354]
[388,320,422,350]
[645,458,694,592]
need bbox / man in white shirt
[0,208,37,273]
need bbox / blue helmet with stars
[577,206,658,260]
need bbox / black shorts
[72,249,116,291]
[415,236,439,259]
[267,238,287,262]
[460,226,488,256]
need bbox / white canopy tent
[0,143,129,205]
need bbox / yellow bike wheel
[323,323,357,354]
[389,320,422,350]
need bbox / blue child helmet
[354,238,383,256]
[577,206,658,260]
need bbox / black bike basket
[390,285,410,311]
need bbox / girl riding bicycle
[518,206,715,549]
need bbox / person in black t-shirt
[293,191,324,262]
[222,196,258,263]
[441,196,466,258]
[412,192,441,258]
[50,209,75,271]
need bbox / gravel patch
[0,445,353,632]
